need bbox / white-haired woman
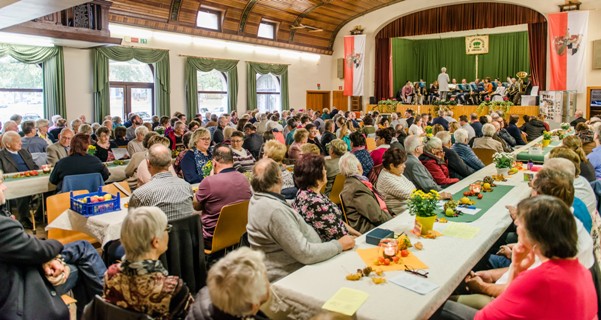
[452,128,485,171]
[103,207,193,318]
[187,247,270,319]
[127,125,149,156]
[472,123,503,153]
[339,153,392,234]
[419,137,459,187]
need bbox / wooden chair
[205,200,250,255]
[328,174,346,205]
[365,137,377,151]
[47,190,98,245]
[339,194,350,224]
[102,181,131,197]
[472,148,497,166]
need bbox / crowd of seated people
[1,105,600,319]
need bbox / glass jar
[379,239,398,259]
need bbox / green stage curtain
[246,62,289,110]
[93,47,170,122]
[0,44,66,118]
[478,32,529,80]
[184,57,238,118]
[391,32,528,94]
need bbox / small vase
[542,139,551,147]
[415,215,436,235]
[496,167,510,176]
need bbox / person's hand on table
[506,205,517,220]
[338,235,356,251]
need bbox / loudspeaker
[369,96,377,104]
[337,58,344,79]
[594,40,601,69]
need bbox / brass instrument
[516,71,528,93]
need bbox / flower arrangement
[560,123,570,130]
[154,126,165,136]
[376,98,398,113]
[476,99,513,114]
[542,131,552,140]
[424,125,433,137]
[87,145,96,156]
[408,190,440,217]
[202,160,213,177]
[493,152,514,169]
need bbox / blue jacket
[452,143,485,171]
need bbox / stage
[366,104,539,125]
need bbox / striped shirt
[376,168,416,215]
[129,172,194,221]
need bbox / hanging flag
[344,34,366,97]
[548,11,588,92]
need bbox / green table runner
[437,185,515,222]
[516,140,561,163]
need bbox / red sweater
[419,153,458,186]
[370,147,388,167]
[476,259,597,320]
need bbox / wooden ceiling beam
[238,0,257,34]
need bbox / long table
[270,137,547,319]
[3,164,127,200]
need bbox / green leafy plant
[87,145,96,156]
[476,100,513,115]
[493,152,514,169]
[542,131,552,140]
[408,190,440,217]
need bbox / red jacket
[419,152,459,187]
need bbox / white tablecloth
[46,197,129,246]
[270,136,549,320]
[4,165,127,200]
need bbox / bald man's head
[251,158,281,193]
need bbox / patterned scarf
[193,148,212,178]
[120,259,168,277]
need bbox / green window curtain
[246,62,289,111]
[391,32,528,94]
[184,57,238,118]
[0,44,66,118]
[93,47,170,122]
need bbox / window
[258,21,276,40]
[197,69,227,115]
[196,9,221,31]
[109,59,154,121]
[256,73,281,113]
[0,55,43,121]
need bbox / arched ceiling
[108,0,405,55]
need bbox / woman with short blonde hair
[263,139,295,196]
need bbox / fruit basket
[70,188,121,217]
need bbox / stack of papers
[322,288,369,316]
[390,273,439,295]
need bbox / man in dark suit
[0,131,38,228]
[0,211,106,319]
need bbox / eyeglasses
[165,224,173,233]
[231,139,243,143]
[199,137,211,141]
[404,265,429,278]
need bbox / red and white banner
[548,11,588,92]
[344,34,366,96]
